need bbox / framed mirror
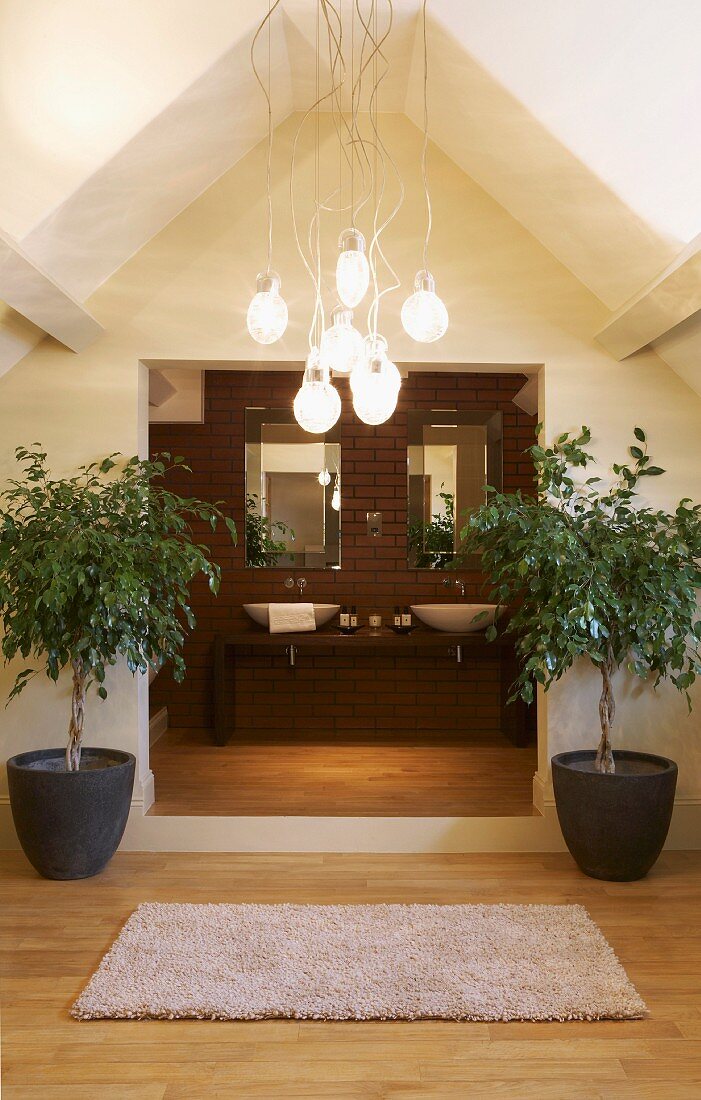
[407,409,502,569]
[245,408,341,568]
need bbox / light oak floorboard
[2,850,700,1099]
[149,729,538,816]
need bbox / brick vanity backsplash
[149,369,536,736]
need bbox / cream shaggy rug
[72,902,646,1022]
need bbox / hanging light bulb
[401,270,448,343]
[318,467,331,486]
[319,305,365,375]
[247,271,288,344]
[336,228,370,309]
[293,348,341,435]
[331,475,341,511]
[351,336,401,426]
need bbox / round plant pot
[7,748,135,880]
[551,749,677,882]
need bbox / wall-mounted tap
[285,576,307,600]
[443,578,466,598]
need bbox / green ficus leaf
[0,446,236,765]
[454,425,701,764]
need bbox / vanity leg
[213,636,232,746]
[499,643,528,747]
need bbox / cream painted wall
[1,112,700,840]
[0,0,268,238]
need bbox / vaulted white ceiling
[1,0,700,384]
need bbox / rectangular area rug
[72,902,646,1022]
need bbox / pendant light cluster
[247,0,448,434]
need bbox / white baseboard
[139,768,155,814]
[1,800,700,853]
[532,772,550,812]
[149,706,168,747]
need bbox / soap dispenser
[401,605,412,628]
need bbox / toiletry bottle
[393,605,402,628]
[339,605,350,628]
[350,605,358,628]
[401,605,412,628]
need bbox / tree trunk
[66,658,87,772]
[595,649,616,774]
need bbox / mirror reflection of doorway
[245,410,341,568]
[408,410,503,569]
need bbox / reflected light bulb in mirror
[331,481,341,511]
[401,270,448,343]
[320,306,365,375]
[336,228,370,309]
[318,467,331,486]
[247,270,288,344]
[293,349,342,435]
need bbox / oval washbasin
[243,603,340,628]
[410,603,498,633]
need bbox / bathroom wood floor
[2,850,700,1098]
[149,728,538,816]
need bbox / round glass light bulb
[318,467,331,486]
[336,228,370,308]
[319,306,365,375]
[352,379,399,426]
[351,342,401,426]
[247,270,288,344]
[350,338,401,398]
[400,270,448,343]
[293,349,341,435]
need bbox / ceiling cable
[250,0,283,275]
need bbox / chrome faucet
[284,576,307,600]
[444,578,466,598]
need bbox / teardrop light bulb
[336,228,370,309]
[331,477,341,511]
[247,270,288,344]
[401,269,448,343]
[293,348,341,435]
[318,467,331,486]
[319,305,365,375]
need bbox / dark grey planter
[552,749,677,881]
[7,748,135,880]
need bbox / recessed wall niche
[149,367,537,738]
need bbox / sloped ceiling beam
[0,229,102,352]
[595,233,701,360]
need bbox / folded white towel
[268,602,317,634]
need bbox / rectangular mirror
[245,408,341,568]
[407,409,502,569]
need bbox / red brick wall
[149,370,536,737]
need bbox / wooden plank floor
[149,729,538,816]
[2,850,701,1098]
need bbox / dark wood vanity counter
[213,628,528,748]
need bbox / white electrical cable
[250,0,284,275]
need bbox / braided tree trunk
[595,647,616,774]
[66,657,87,772]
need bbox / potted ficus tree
[461,426,701,881]
[0,446,235,880]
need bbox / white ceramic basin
[243,603,340,628]
[410,603,498,633]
